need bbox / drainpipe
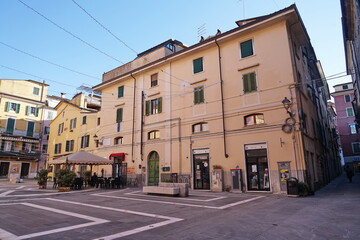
[130,73,136,163]
[140,91,145,162]
[215,39,229,158]
[37,80,46,172]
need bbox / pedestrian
[344,165,354,183]
[91,172,99,188]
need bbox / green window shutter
[35,108,39,117]
[158,97,162,113]
[15,104,20,113]
[116,108,123,123]
[193,57,203,74]
[66,141,69,152]
[240,40,253,58]
[26,121,35,137]
[6,118,15,134]
[243,74,249,93]
[199,87,204,103]
[26,106,30,116]
[145,101,150,116]
[249,72,256,91]
[118,86,124,98]
[5,102,10,112]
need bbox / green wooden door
[148,151,159,186]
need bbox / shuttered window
[243,72,257,93]
[116,108,123,123]
[240,39,254,58]
[118,86,124,98]
[6,118,15,134]
[193,57,203,74]
[151,73,158,87]
[26,121,35,137]
[194,86,204,104]
[145,97,162,116]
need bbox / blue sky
[0,0,349,98]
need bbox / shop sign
[244,143,267,150]
[193,149,209,154]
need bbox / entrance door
[246,149,270,191]
[20,163,30,178]
[193,154,210,189]
[0,162,10,177]
[148,151,159,186]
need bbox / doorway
[148,151,159,186]
[245,148,270,191]
[0,162,10,178]
[193,154,210,189]
[20,163,30,178]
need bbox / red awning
[109,153,125,161]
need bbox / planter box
[58,187,71,192]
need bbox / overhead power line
[0,41,100,81]
[17,0,124,64]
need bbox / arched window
[148,130,160,140]
[192,122,208,133]
[244,114,264,126]
[114,137,123,145]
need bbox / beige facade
[93,5,340,193]
[47,93,101,178]
[0,79,48,180]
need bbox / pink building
[332,82,360,168]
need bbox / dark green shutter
[15,104,20,113]
[26,121,35,137]
[6,118,15,134]
[158,97,162,113]
[193,58,203,73]
[5,102,10,112]
[118,86,124,98]
[116,108,123,123]
[199,87,204,103]
[243,74,249,93]
[26,106,30,116]
[35,108,39,117]
[250,72,256,91]
[194,88,198,104]
[66,141,69,152]
[241,40,253,58]
[145,101,150,116]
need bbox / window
[343,85,349,90]
[116,108,123,123]
[118,86,124,98]
[148,130,160,140]
[145,97,162,116]
[5,102,20,113]
[26,121,35,137]
[346,107,355,117]
[240,39,254,58]
[151,73,158,87]
[345,94,351,103]
[352,142,360,154]
[44,126,50,134]
[349,123,358,134]
[243,72,257,93]
[58,123,64,134]
[6,118,15,134]
[26,106,39,116]
[65,140,74,152]
[193,57,203,74]
[47,111,54,120]
[245,114,265,126]
[97,117,101,126]
[82,116,87,125]
[33,87,40,95]
[70,118,77,130]
[42,144,48,154]
[192,122,208,133]
[54,143,62,154]
[114,137,123,145]
[2,141,13,152]
[81,135,90,148]
[194,86,205,104]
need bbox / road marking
[0,188,95,198]
[16,186,25,190]
[126,191,227,202]
[93,193,264,209]
[0,190,16,197]
[47,198,183,240]
[0,227,17,239]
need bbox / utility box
[231,169,242,192]
[211,169,223,192]
[287,177,299,196]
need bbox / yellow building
[93,5,341,193]
[47,93,102,178]
[0,79,48,180]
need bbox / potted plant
[37,169,49,189]
[56,169,76,192]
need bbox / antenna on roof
[237,0,246,19]
[197,24,206,40]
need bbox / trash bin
[286,177,299,196]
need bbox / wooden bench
[143,186,180,196]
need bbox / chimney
[61,93,66,98]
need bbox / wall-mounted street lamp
[282,97,293,117]
[281,97,296,134]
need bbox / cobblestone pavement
[0,173,359,240]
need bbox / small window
[243,72,257,93]
[343,85,349,90]
[42,144,48,154]
[5,102,20,113]
[349,123,358,134]
[70,118,77,130]
[65,140,74,152]
[240,39,254,58]
[54,143,62,154]
[145,97,162,116]
[352,142,360,154]
[118,86,124,98]
[193,57,203,74]
[245,114,265,126]
[81,135,90,148]
[82,116,87,125]
[192,122,208,133]
[44,126,50,134]
[33,87,40,95]
[151,73,158,87]
[116,108,123,123]
[194,86,204,104]
[345,94,351,103]
[47,111,54,120]
[58,123,64,134]
[346,107,355,117]
[148,130,160,140]
[26,106,39,116]
[114,137,123,145]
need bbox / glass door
[246,149,270,191]
[193,154,210,189]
